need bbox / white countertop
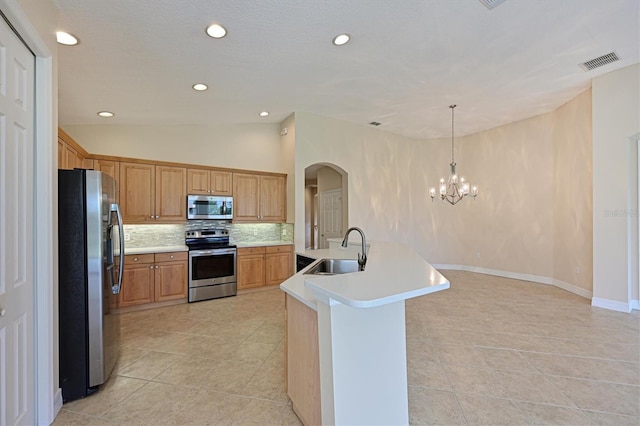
[124,245,188,255]
[234,240,294,248]
[281,241,449,310]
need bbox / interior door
[0,15,36,426]
[319,189,343,249]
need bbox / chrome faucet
[341,227,367,271]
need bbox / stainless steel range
[186,228,237,302]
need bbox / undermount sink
[304,258,363,275]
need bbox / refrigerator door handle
[111,203,125,295]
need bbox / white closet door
[0,14,36,426]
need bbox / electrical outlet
[282,229,287,236]
[124,233,131,241]
[253,229,258,236]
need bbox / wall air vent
[369,121,381,126]
[478,0,507,10]
[579,52,620,71]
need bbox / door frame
[0,1,57,423]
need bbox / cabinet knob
[133,257,139,262]
[149,265,154,269]
[155,265,159,269]
[170,255,174,259]
[0,308,6,317]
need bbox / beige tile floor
[54,271,640,425]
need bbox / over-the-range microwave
[187,194,233,220]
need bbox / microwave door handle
[111,203,125,295]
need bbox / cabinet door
[154,260,187,302]
[94,160,120,182]
[233,173,261,222]
[63,144,81,170]
[260,175,286,222]
[57,139,64,169]
[211,170,232,195]
[237,254,265,289]
[155,166,187,222]
[119,261,155,307]
[187,168,210,194]
[120,162,155,223]
[265,251,293,286]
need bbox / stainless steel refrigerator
[58,169,124,402]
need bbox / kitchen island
[281,241,449,425]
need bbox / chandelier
[429,105,478,205]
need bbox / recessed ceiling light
[259,111,269,117]
[206,24,227,39]
[56,31,78,46]
[332,33,350,46]
[97,111,114,118]
[192,83,208,91]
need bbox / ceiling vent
[478,0,507,10]
[369,121,381,126]
[579,51,620,71]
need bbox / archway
[304,163,348,249]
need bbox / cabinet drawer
[155,251,187,262]
[124,253,155,264]
[238,246,266,256]
[266,245,293,254]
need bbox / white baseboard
[591,297,632,313]
[632,299,640,311]
[433,263,592,300]
[54,388,63,418]
[552,278,593,299]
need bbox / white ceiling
[55,0,639,139]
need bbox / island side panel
[317,299,409,425]
[286,294,321,425]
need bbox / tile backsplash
[123,224,186,248]
[124,222,294,248]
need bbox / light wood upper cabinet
[93,159,120,201]
[187,168,232,196]
[260,175,286,222]
[233,173,261,221]
[156,166,187,221]
[120,162,156,223]
[211,170,232,195]
[93,159,120,182]
[233,173,286,222]
[58,128,90,170]
[120,163,186,223]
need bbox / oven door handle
[190,248,236,256]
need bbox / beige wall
[552,89,593,292]
[456,112,555,278]
[294,90,595,295]
[62,123,284,173]
[592,63,640,307]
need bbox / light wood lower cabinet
[237,245,293,290]
[285,294,321,426]
[118,251,187,307]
